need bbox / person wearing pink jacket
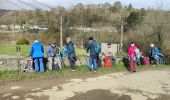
[128,42,137,72]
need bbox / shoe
[89,69,92,72]
[72,70,76,72]
[94,70,97,73]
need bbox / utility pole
[60,15,63,48]
[120,21,124,52]
[12,25,15,41]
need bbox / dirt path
[1,69,170,100]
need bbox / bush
[16,38,29,45]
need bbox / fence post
[16,46,21,67]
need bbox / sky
[0,0,170,10]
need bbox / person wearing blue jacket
[150,44,160,65]
[29,40,44,73]
[66,37,76,71]
[46,42,57,70]
[86,37,98,72]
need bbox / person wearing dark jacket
[29,40,44,73]
[86,37,98,72]
[150,44,162,65]
[66,37,76,71]
[46,42,57,70]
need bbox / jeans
[88,56,97,70]
[34,57,44,73]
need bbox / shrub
[16,38,29,45]
[115,52,127,57]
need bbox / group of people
[29,37,76,73]
[29,37,104,73]
[29,36,164,73]
[127,42,164,72]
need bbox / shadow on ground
[147,94,170,100]
[66,89,132,100]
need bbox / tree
[140,8,147,16]
[151,11,168,50]
[154,25,164,49]
[125,11,143,30]
[34,9,46,26]
[112,1,122,13]
[128,3,133,12]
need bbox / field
[0,44,30,56]
[0,44,86,57]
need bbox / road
[0,69,170,100]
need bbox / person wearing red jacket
[128,42,137,72]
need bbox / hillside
[0,9,11,17]
[0,2,169,55]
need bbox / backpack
[53,61,60,70]
[94,41,101,54]
[21,59,34,73]
[135,49,141,58]
[143,57,150,65]
[60,47,67,58]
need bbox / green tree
[125,11,142,30]
[154,25,164,49]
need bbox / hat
[34,40,38,43]
[107,43,111,45]
[89,37,93,40]
[131,41,135,44]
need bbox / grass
[0,44,86,57]
[0,44,30,56]
[0,64,169,81]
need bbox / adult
[105,43,115,58]
[103,43,115,65]
[150,44,162,65]
[86,37,98,72]
[128,42,137,72]
[46,42,60,70]
[29,40,44,73]
[135,46,141,65]
[66,37,76,71]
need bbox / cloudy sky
[0,0,169,10]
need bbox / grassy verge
[0,64,169,81]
